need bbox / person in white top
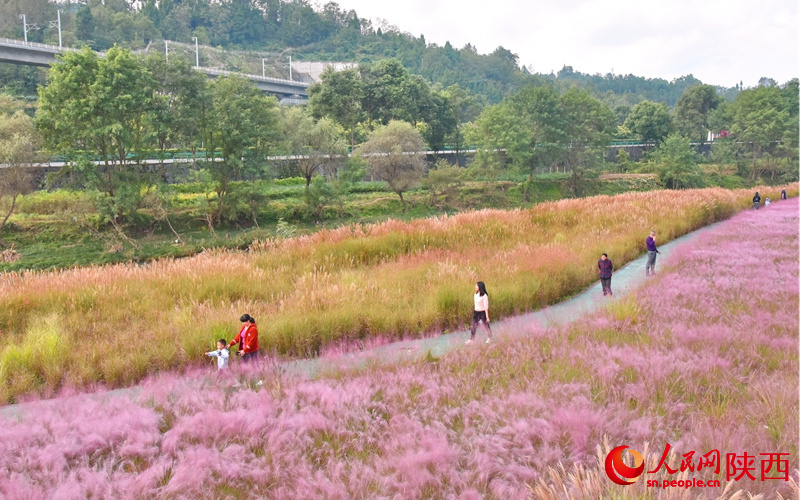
[466,281,493,345]
[206,339,230,370]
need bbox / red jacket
[229,323,259,354]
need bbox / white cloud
[332,0,798,87]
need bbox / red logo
[605,445,645,485]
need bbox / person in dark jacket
[598,253,613,296]
[781,189,787,200]
[645,231,661,276]
[753,192,761,210]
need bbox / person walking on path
[753,192,761,210]
[206,339,230,370]
[466,281,493,345]
[598,253,613,296]
[228,314,260,362]
[765,198,771,207]
[781,189,787,200]
[646,231,661,276]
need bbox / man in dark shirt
[753,192,761,210]
[646,231,661,276]
[598,253,613,296]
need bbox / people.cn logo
[605,445,645,485]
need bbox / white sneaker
[465,339,473,345]
[485,338,492,345]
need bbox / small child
[765,197,771,207]
[206,339,230,370]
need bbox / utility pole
[57,10,62,47]
[20,14,28,43]
[192,37,199,68]
[289,56,292,81]
[262,58,266,77]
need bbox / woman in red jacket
[228,314,260,362]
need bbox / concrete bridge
[0,37,309,99]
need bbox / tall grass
[0,185,795,402]
[0,198,796,498]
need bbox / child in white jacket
[206,339,230,370]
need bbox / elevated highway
[0,37,308,98]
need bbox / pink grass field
[0,199,797,499]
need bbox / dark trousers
[470,311,492,339]
[600,278,612,295]
[242,351,259,362]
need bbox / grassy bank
[0,175,660,272]
[0,185,795,402]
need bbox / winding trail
[2,200,793,417]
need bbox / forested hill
[1,0,737,105]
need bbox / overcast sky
[332,0,798,88]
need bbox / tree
[422,89,456,153]
[443,84,483,164]
[203,75,280,222]
[359,120,426,204]
[470,85,564,181]
[36,46,158,222]
[143,53,209,162]
[624,101,673,144]
[308,67,364,147]
[727,85,790,179]
[559,86,615,170]
[674,84,722,142]
[421,159,464,207]
[282,107,348,188]
[0,111,38,247]
[652,133,702,189]
[360,59,434,127]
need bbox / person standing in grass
[781,189,787,200]
[228,314,260,362]
[753,191,761,210]
[765,198,771,207]
[206,339,230,370]
[466,281,493,345]
[646,231,661,276]
[598,253,613,296]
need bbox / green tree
[359,120,426,204]
[0,110,39,247]
[36,46,157,221]
[360,59,434,127]
[624,101,673,144]
[421,159,464,207]
[203,75,279,222]
[471,85,564,181]
[443,84,484,163]
[559,86,615,170]
[422,89,456,153]
[143,53,209,163]
[308,67,364,147]
[727,85,790,179]
[674,84,722,142]
[651,133,702,189]
[282,107,348,188]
